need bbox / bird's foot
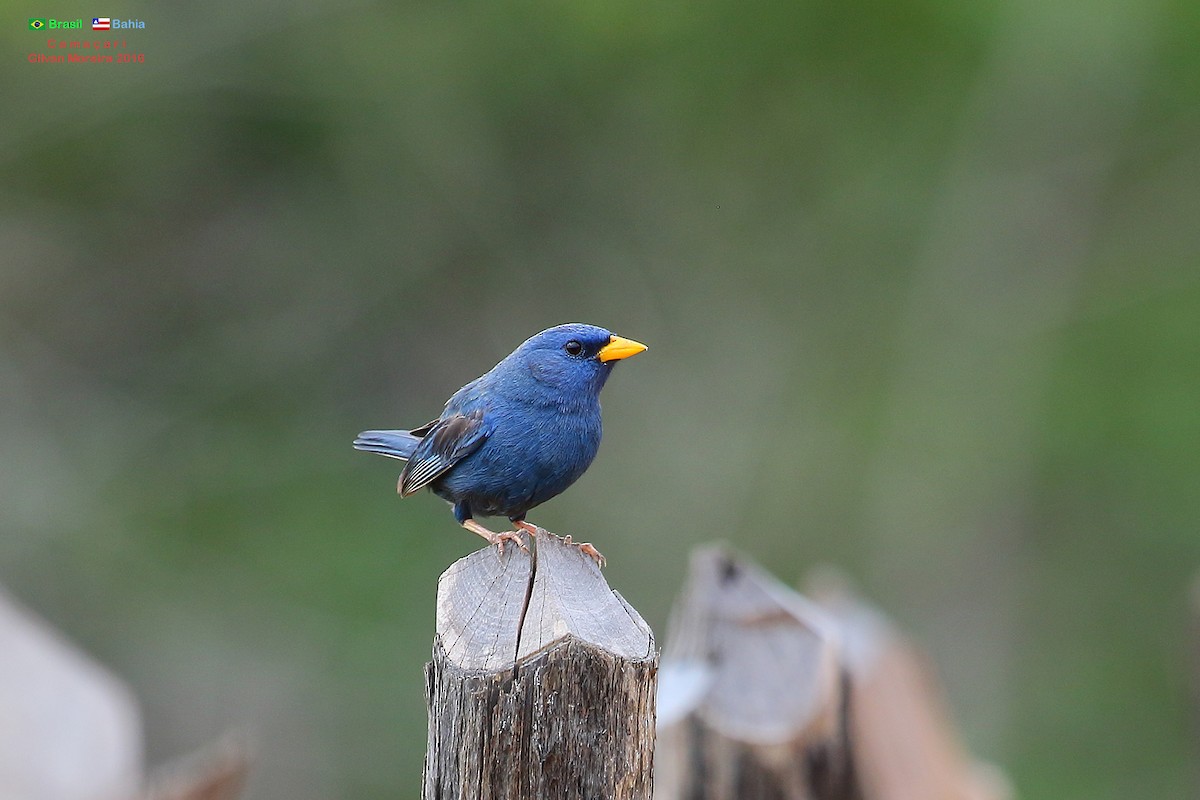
[490,529,530,555]
[560,534,607,568]
[508,522,604,566]
[462,519,530,555]
[510,521,606,567]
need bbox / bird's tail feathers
[353,429,422,460]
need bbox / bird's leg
[512,520,606,568]
[462,519,529,554]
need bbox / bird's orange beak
[597,334,648,363]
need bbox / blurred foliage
[3,0,1199,797]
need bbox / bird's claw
[462,519,529,556]
[490,529,530,555]
[576,542,606,568]
[557,534,606,568]
[509,522,604,567]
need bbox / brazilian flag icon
[29,18,46,30]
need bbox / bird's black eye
[564,340,583,356]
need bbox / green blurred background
[4,0,1199,796]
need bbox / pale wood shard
[423,528,658,800]
[0,586,143,800]
[654,545,847,800]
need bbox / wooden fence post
[654,547,1011,800]
[422,528,658,800]
[654,545,850,800]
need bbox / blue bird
[353,323,646,564]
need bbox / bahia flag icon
[92,17,110,30]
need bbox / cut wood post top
[657,543,842,745]
[434,528,655,673]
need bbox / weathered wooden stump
[0,586,142,800]
[654,545,850,800]
[0,585,252,800]
[423,528,658,800]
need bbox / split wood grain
[423,529,657,800]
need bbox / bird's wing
[397,409,489,496]
[407,418,440,437]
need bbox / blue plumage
[351,430,422,460]
[354,323,646,562]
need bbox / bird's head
[499,323,647,404]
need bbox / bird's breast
[459,403,600,507]
[509,402,598,464]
